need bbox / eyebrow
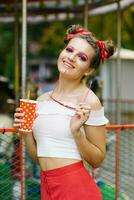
[67,45,89,60]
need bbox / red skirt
[40,161,102,200]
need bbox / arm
[70,91,107,168]
[72,125,106,168]
[23,133,39,164]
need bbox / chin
[57,63,68,74]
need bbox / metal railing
[0,125,134,200]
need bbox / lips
[63,59,75,70]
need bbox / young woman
[14,24,115,200]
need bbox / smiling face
[57,37,95,81]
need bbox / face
[57,37,95,80]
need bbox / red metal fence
[95,125,134,200]
[0,125,134,200]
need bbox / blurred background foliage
[0,4,134,84]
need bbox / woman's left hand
[70,103,91,134]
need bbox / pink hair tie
[96,41,109,63]
[64,27,91,41]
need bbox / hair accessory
[96,41,108,63]
[64,27,91,41]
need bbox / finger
[84,112,90,118]
[82,110,90,115]
[16,107,23,112]
[14,118,25,123]
[76,108,90,115]
[79,104,91,110]
[13,123,22,128]
[77,103,91,110]
[75,111,84,116]
[14,113,24,118]
[79,102,89,106]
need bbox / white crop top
[32,100,109,160]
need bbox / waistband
[41,161,83,177]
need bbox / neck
[55,74,82,95]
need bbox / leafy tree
[0,4,134,86]
[39,21,65,58]
[122,5,134,49]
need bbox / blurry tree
[38,18,85,57]
[122,5,134,49]
[39,21,66,58]
[88,12,117,44]
[0,4,134,85]
[0,25,14,78]
[89,5,134,50]
[72,0,79,4]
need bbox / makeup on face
[65,45,89,62]
[57,37,94,76]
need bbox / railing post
[115,128,119,200]
[21,0,27,199]
[84,0,88,29]
[20,133,24,200]
[22,0,27,99]
[116,0,122,124]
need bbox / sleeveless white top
[33,100,109,160]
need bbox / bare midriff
[38,157,81,171]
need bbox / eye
[78,54,88,62]
[65,47,74,53]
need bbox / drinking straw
[27,90,30,100]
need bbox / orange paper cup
[19,99,37,133]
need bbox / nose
[68,53,76,62]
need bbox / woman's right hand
[13,108,25,131]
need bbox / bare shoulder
[37,90,52,101]
[85,89,102,111]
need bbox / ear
[84,68,95,76]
